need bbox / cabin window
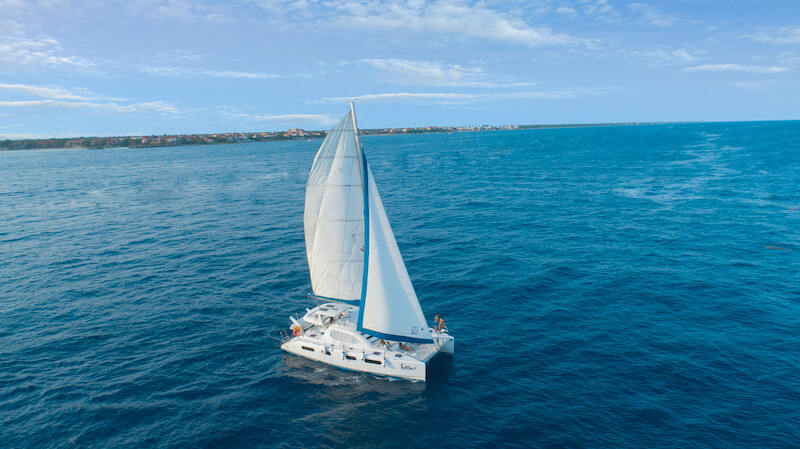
[345,354,356,360]
[301,346,315,352]
[364,359,381,365]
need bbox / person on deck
[378,339,393,350]
[399,342,414,352]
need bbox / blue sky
[1,0,798,138]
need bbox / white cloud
[218,109,338,124]
[0,82,181,116]
[0,83,92,100]
[0,99,85,108]
[7,1,595,49]
[124,0,233,22]
[628,3,676,27]
[729,80,780,89]
[0,99,181,115]
[251,113,337,124]
[156,49,207,62]
[742,27,800,45]
[140,66,280,79]
[1,0,73,15]
[555,6,577,16]
[346,58,532,87]
[2,0,234,22]
[0,1,28,17]
[102,101,181,115]
[629,47,703,65]
[777,52,800,67]
[326,92,475,102]
[139,66,188,76]
[207,70,279,79]
[245,0,315,14]
[323,1,593,47]
[0,132,41,139]
[682,64,790,74]
[0,20,96,73]
[323,88,592,103]
[581,0,619,22]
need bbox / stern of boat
[434,332,454,355]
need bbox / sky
[1,0,799,139]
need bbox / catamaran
[280,103,454,381]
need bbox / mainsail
[305,104,432,343]
[304,110,364,304]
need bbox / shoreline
[1,119,780,151]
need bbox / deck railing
[279,330,291,343]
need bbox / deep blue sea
[1,121,799,448]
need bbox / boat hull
[281,336,428,381]
[437,333,455,354]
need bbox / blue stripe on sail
[308,293,360,306]
[359,327,435,345]
[356,150,369,330]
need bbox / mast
[349,102,360,148]
[354,101,371,326]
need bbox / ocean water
[1,121,799,448]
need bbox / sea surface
[1,121,799,448]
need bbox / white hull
[281,303,454,381]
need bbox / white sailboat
[281,103,454,381]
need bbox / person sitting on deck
[398,342,415,352]
[378,339,393,350]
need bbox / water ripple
[1,122,799,448]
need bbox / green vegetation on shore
[1,122,649,151]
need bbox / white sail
[304,111,364,303]
[357,163,433,343]
[305,104,432,342]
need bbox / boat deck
[282,302,454,380]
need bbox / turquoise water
[1,121,799,448]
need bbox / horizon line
[2,118,798,145]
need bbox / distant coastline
[1,122,656,151]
